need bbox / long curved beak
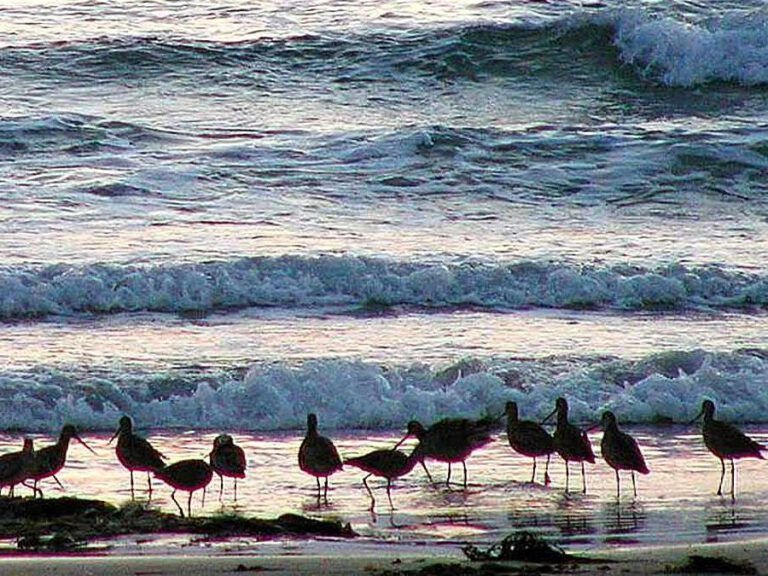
[392,432,411,450]
[584,422,601,433]
[107,428,120,445]
[687,408,704,426]
[75,435,97,455]
[541,407,557,425]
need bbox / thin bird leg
[130,470,135,501]
[362,474,375,511]
[420,461,435,484]
[544,454,551,486]
[531,458,537,484]
[146,473,153,501]
[202,486,206,508]
[446,462,452,488]
[315,477,322,500]
[730,459,736,501]
[581,461,587,494]
[323,477,329,503]
[52,475,65,490]
[171,489,184,517]
[462,461,468,490]
[631,471,637,498]
[234,478,238,502]
[565,461,570,493]
[615,469,620,499]
[717,458,725,496]
[219,475,224,502]
[386,479,394,509]
[187,490,193,518]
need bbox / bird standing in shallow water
[154,459,213,517]
[298,413,343,503]
[345,447,420,511]
[594,411,649,498]
[209,434,246,501]
[543,397,595,493]
[110,416,166,500]
[505,401,554,485]
[397,416,494,489]
[691,399,764,500]
[0,438,35,497]
[28,424,95,498]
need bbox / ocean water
[2,0,768,549]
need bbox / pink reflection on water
[4,426,768,550]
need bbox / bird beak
[687,408,704,426]
[541,407,557,425]
[392,432,411,450]
[107,428,119,445]
[76,435,97,455]
[584,422,601,432]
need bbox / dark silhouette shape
[110,416,165,500]
[594,411,649,498]
[0,438,35,497]
[298,413,343,502]
[345,447,420,511]
[505,401,554,485]
[209,434,246,501]
[543,397,595,493]
[154,459,213,517]
[28,424,95,498]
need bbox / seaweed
[666,554,757,575]
[461,531,568,564]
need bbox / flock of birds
[0,398,762,516]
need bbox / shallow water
[9,426,768,551]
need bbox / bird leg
[234,478,238,502]
[531,458,537,484]
[219,475,224,502]
[615,469,620,499]
[544,454,551,486]
[446,462,452,488]
[171,489,184,517]
[202,486,206,509]
[52,475,65,490]
[717,458,725,496]
[315,477,322,501]
[362,474,375,511]
[581,461,587,494]
[631,471,637,498]
[420,461,435,485]
[146,473,153,501]
[730,459,736,502]
[323,477,329,503]
[130,470,135,501]
[565,461,570,493]
[386,479,394,510]
[188,491,193,518]
[462,461,468,490]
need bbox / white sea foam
[606,7,768,87]
[2,349,768,432]
[0,257,766,319]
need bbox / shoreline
[0,537,766,575]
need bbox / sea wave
[3,7,768,88]
[1,256,767,319]
[2,349,768,432]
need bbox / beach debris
[462,531,568,564]
[17,531,87,552]
[666,554,757,575]
[374,561,516,576]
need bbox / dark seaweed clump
[0,496,355,552]
[666,554,757,575]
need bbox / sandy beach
[0,537,766,575]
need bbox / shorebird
[345,447,420,511]
[543,397,595,493]
[505,401,555,485]
[110,416,166,500]
[0,438,35,497]
[396,416,494,489]
[209,434,246,501]
[154,459,213,517]
[298,413,343,502]
[691,399,764,500]
[593,411,649,498]
[28,424,96,498]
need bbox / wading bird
[691,399,764,500]
[543,397,595,493]
[593,411,649,498]
[0,438,35,497]
[110,416,166,500]
[345,447,420,511]
[396,416,494,489]
[209,434,246,501]
[298,413,343,502]
[505,401,554,485]
[28,424,95,498]
[154,459,213,517]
